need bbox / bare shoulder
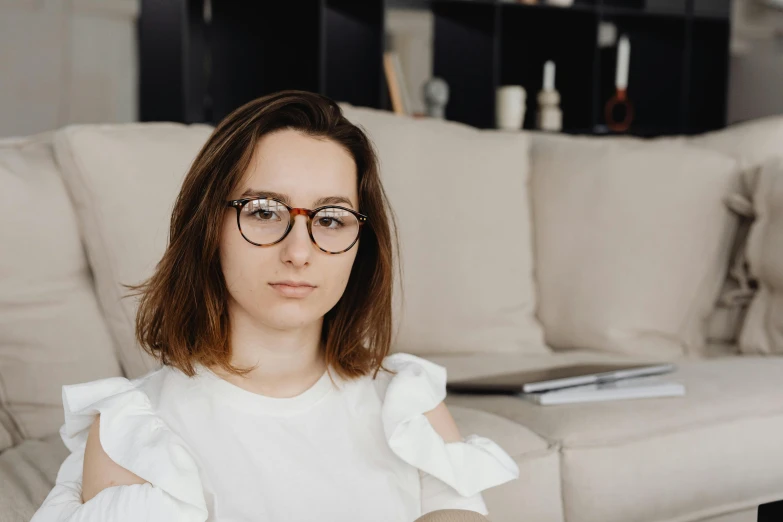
[81,414,148,503]
[423,402,464,443]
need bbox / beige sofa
[1,104,782,522]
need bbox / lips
[268,282,316,298]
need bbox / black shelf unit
[139,0,388,125]
[432,0,731,136]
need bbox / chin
[259,305,322,330]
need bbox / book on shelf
[383,51,410,116]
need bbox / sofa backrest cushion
[0,133,122,446]
[690,116,783,355]
[690,115,783,170]
[530,132,741,358]
[740,160,783,354]
[339,104,549,356]
[53,123,214,379]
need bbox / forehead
[237,129,358,206]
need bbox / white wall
[386,8,433,116]
[0,0,139,138]
[728,0,783,123]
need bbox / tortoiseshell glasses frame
[226,197,368,255]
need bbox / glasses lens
[312,207,360,252]
[239,199,290,245]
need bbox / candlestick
[537,61,562,132]
[606,35,634,132]
[543,61,555,91]
[616,36,631,90]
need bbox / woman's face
[220,129,360,331]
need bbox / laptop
[758,499,783,522]
[445,363,677,394]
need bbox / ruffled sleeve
[29,375,208,522]
[376,353,520,499]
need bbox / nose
[280,214,313,266]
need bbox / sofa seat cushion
[697,510,757,522]
[444,356,783,522]
[0,434,68,522]
[448,405,563,522]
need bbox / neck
[211,303,327,398]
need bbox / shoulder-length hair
[125,90,400,382]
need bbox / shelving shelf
[432,0,731,135]
[139,0,388,124]
[138,0,730,137]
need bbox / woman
[31,91,519,522]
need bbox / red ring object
[605,89,634,132]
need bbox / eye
[316,216,344,228]
[253,209,281,221]
[243,199,285,222]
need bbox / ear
[423,401,464,443]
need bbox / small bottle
[537,61,563,132]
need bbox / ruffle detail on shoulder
[378,353,520,498]
[59,375,208,521]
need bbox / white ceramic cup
[495,85,527,130]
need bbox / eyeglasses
[226,197,368,254]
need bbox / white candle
[616,36,631,90]
[543,61,556,91]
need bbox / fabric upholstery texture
[689,115,783,354]
[738,160,783,354]
[339,104,549,357]
[3,116,782,522]
[0,134,121,446]
[53,123,214,379]
[529,132,741,358]
[445,356,783,522]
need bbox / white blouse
[30,352,519,522]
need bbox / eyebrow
[239,189,355,209]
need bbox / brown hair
[124,90,400,382]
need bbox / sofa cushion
[530,132,741,359]
[690,115,783,171]
[0,413,13,454]
[339,104,548,357]
[697,510,757,522]
[53,123,214,379]
[689,117,783,356]
[739,160,783,354]
[0,134,122,446]
[0,433,69,522]
[441,405,562,522]
[445,356,783,522]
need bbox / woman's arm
[31,476,193,522]
[30,415,206,522]
[421,402,489,516]
[424,402,463,443]
[377,354,519,518]
[81,414,148,502]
